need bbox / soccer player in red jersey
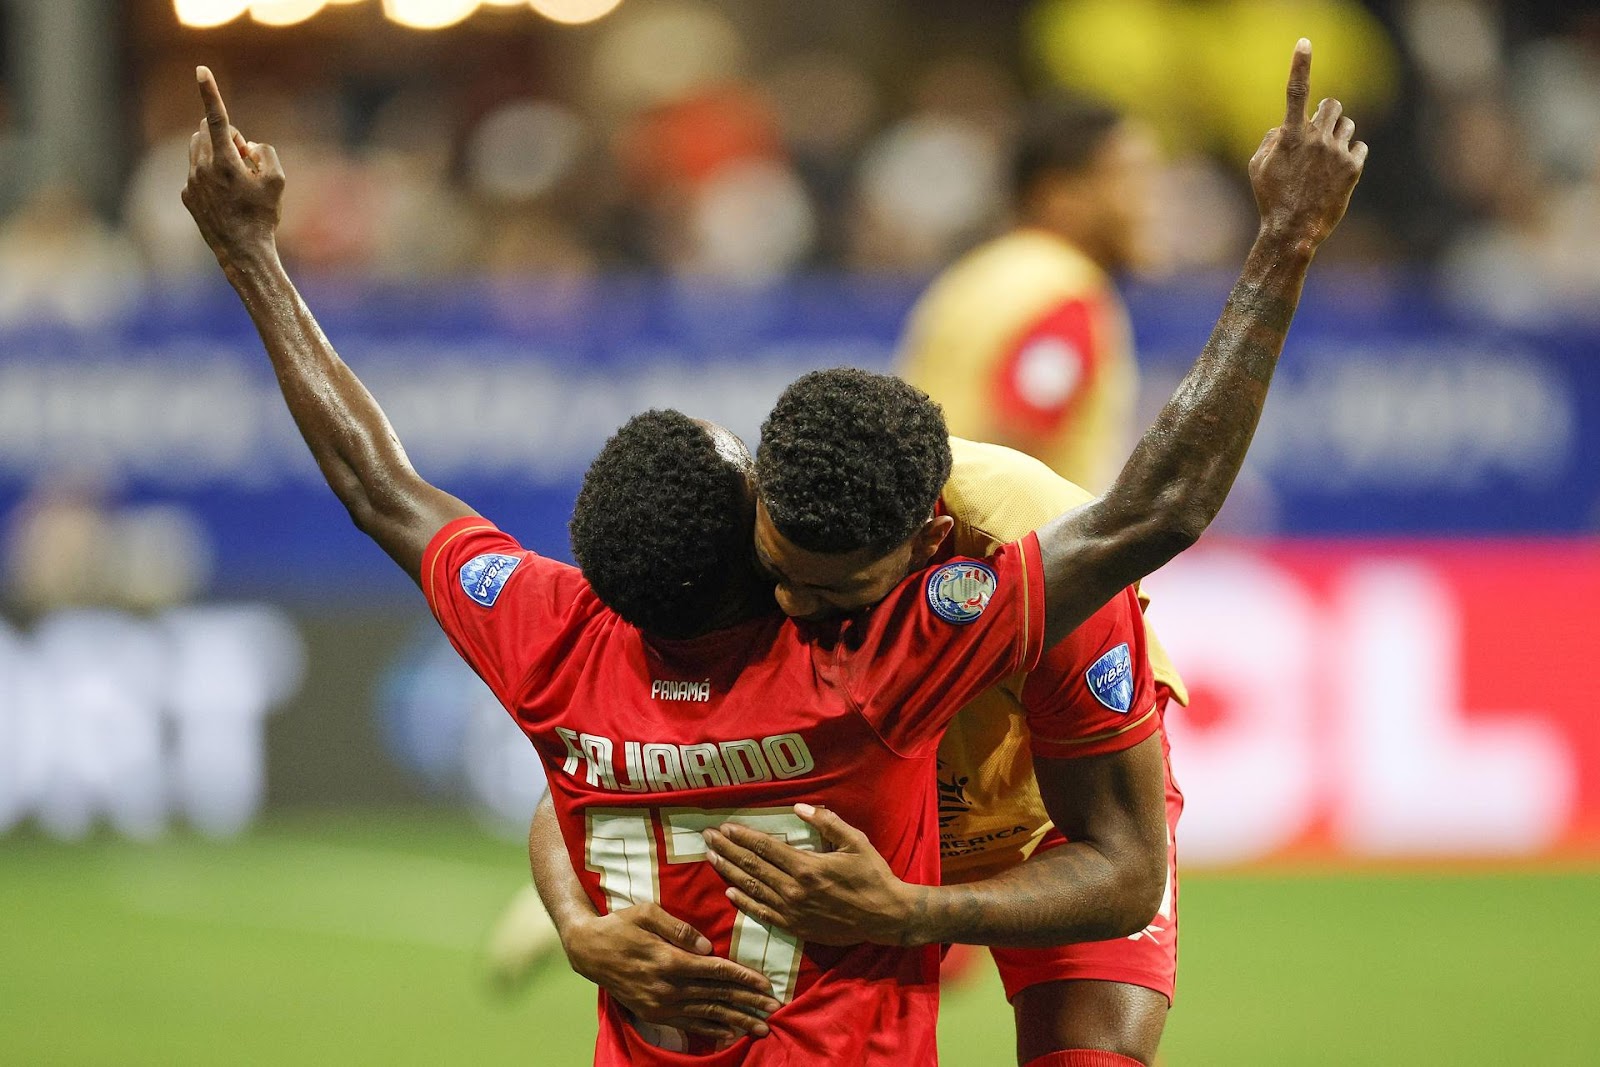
[183,39,1363,1064]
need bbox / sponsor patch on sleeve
[926,561,999,625]
[1085,643,1134,713]
[460,553,522,608]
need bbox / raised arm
[1037,40,1366,644]
[182,67,472,582]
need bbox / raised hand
[1248,39,1368,254]
[182,66,286,265]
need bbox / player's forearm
[221,243,425,534]
[1036,230,1312,643]
[896,840,1158,949]
[528,793,601,941]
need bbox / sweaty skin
[531,39,1364,1058]
[185,40,1361,1061]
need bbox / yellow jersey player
[897,98,1160,494]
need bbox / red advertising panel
[1146,541,1600,866]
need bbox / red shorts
[987,725,1183,1004]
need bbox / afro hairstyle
[756,368,951,556]
[570,409,754,640]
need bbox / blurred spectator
[764,50,881,262]
[463,96,599,321]
[0,184,142,328]
[125,131,217,280]
[2,479,214,616]
[850,113,1003,272]
[0,88,20,221]
[0,0,1590,302]
[363,89,477,278]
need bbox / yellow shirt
[899,230,1138,494]
[937,437,1186,882]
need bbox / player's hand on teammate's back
[704,804,922,948]
[560,901,781,1041]
[182,66,285,265]
[1248,39,1368,252]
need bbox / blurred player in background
[897,98,1159,494]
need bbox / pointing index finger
[196,66,240,162]
[1284,38,1312,131]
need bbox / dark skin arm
[186,70,774,1036]
[182,67,472,583]
[1032,39,1365,647]
[527,795,781,1041]
[705,735,1166,948]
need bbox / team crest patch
[926,561,998,625]
[1086,643,1134,713]
[460,553,522,608]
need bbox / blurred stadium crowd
[0,0,1597,329]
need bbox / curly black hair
[756,368,951,555]
[570,410,753,640]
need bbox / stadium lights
[382,0,479,29]
[175,0,250,27]
[176,0,628,30]
[250,0,327,26]
[528,0,623,25]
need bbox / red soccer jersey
[422,517,1046,1066]
[1023,584,1161,761]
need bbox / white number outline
[585,804,827,1045]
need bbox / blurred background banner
[2,279,1597,864]
[0,0,1597,853]
[1,279,1596,593]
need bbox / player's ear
[910,514,955,565]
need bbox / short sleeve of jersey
[421,516,592,709]
[990,295,1105,437]
[1023,585,1159,760]
[837,535,1047,758]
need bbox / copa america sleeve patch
[460,553,522,608]
[1085,643,1134,713]
[926,561,999,624]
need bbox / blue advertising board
[0,273,1594,601]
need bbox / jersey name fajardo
[422,517,1045,1066]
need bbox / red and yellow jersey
[898,229,1138,494]
[937,438,1188,882]
[423,516,1045,1066]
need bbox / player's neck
[657,581,777,644]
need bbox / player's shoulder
[427,516,592,613]
[943,437,1096,552]
[915,231,1088,315]
[939,230,1107,299]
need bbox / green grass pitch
[3,814,1597,1064]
